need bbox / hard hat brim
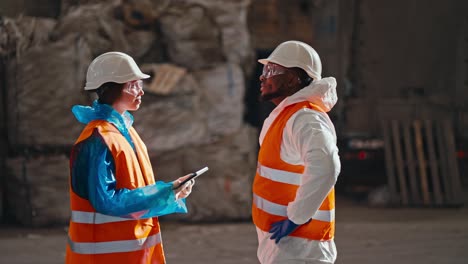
[84,72,151,90]
[258,58,295,68]
[258,58,321,80]
[258,58,269,65]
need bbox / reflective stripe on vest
[71,211,137,224]
[253,194,335,222]
[257,162,302,185]
[252,101,335,241]
[68,233,162,255]
[67,120,165,263]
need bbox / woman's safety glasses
[262,63,288,79]
[123,80,143,97]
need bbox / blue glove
[269,218,300,244]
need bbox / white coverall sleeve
[286,111,341,225]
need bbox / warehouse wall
[342,0,468,136]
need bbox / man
[66,51,194,263]
[252,41,341,263]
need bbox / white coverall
[256,77,341,264]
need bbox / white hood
[260,77,338,145]
[269,77,338,118]
[284,77,337,112]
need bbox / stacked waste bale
[132,0,256,221]
[5,155,70,226]
[1,16,90,226]
[1,0,256,225]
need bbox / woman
[66,52,194,263]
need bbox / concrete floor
[0,199,467,264]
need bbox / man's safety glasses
[262,63,288,79]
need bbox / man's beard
[259,91,283,102]
[258,85,293,102]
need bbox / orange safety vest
[252,101,335,241]
[66,120,166,264]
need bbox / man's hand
[269,218,300,244]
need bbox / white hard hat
[258,40,322,81]
[84,51,150,90]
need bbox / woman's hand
[173,174,195,200]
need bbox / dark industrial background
[0,0,467,228]
[1,1,468,264]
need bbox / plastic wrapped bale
[120,0,170,27]
[193,63,245,138]
[160,0,253,68]
[153,124,258,221]
[210,0,253,70]
[158,3,224,70]
[135,71,209,154]
[54,2,156,59]
[6,35,92,146]
[60,0,118,15]
[0,16,56,57]
[5,155,70,227]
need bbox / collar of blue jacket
[72,100,135,146]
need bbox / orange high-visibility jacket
[252,101,335,241]
[66,120,166,264]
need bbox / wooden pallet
[381,119,463,206]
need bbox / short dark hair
[94,82,124,105]
[291,67,313,87]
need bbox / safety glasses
[123,80,144,97]
[262,63,288,79]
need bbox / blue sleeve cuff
[139,181,188,218]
